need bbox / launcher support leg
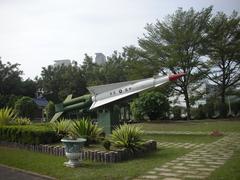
[97,105,120,134]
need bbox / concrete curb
[0,164,56,180]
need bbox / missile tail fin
[63,94,72,103]
[50,112,63,122]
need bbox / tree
[21,78,37,97]
[130,91,169,120]
[203,11,240,117]
[0,59,23,95]
[101,51,128,83]
[39,63,87,102]
[122,46,157,80]
[14,96,37,119]
[138,7,212,120]
[81,54,104,86]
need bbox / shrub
[0,125,59,144]
[231,101,240,115]
[192,105,206,120]
[111,124,144,152]
[171,106,182,120]
[130,91,169,120]
[0,107,17,125]
[50,119,72,138]
[102,139,111,150]
[130,100,144,121]
[14,117,31,125]
[14,96,37,119]
[71,118,102,145]
[45,101,55,121]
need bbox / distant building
[95,53,106,65]
[54,59,71,67]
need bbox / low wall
[0,140,157,163]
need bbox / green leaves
[14,117,31,125]
[0,107,17,125]
[130,91,169,120]
[111,124,144,152]
[14,96,37,119]
[71,118,102,145]
[50,119,72,138]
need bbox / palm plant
[0,107,17,125]
[14,117,31,125]
[111,124,144,152]
[71,118,102,145]
[50,119,73,138]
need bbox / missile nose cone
[169,72,186,81]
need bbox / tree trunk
[220,87,227,118]
[183,89,191,120]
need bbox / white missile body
[88,72,185,110]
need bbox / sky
[0,0,239,79]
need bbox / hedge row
[0,125,59,144]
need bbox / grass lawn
[142,134,221,143]
[136,119,240,132]
[0,146,188,180]
[207,149,240,180]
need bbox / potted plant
[51,118,103,167]
[50,119,86,168]
[61,137,86,168]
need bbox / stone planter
[61,138,86,168]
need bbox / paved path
[158,142,205,149]
[144,131,209,135]
[134,133,240,180]
[0,164,55,180]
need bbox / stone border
[0,140,157,163]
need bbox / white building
[54,59,71,67]
[95,53,106,65]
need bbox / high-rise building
[54,59,71,67]
[95,53,106,65]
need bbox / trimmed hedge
[0,125,59,145]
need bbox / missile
[50,94,92,122]
[88,72,185,110]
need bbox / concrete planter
[61,138,86,168]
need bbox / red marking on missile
[168,72,185,81]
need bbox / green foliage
[45,101,55,121]
[39,63,87,102]
[171,106,182,120]
[102,139,111,150]
[232,101,240,115]
[50,119,72,138]
[0,125,59,144]
[131,91,169,120]
[111,124,144,152]
[14,117,31,125]
[205,99,216,118]
[202,11,240,115]
[0,107,17,125]
[0,60,23,96]
[71,118,102,145]
[20,79,37,98]
[130,100,144,121]
[14,96,37,119]
[137,7,213,120]
[101,51,128,84]
[191,105,206,120]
